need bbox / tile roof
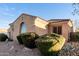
[49,19,70,22]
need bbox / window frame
[20,22,27,33]
[53,26,62,35]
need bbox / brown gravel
[0,40,79,56]
[59,41,79,56]
[0,40,41,56]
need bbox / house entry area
[53,26,62,35]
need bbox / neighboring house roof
[49,19,71,22]
[48,19,73,24]
[48,19,73,27]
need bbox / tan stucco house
[8,13,73,41]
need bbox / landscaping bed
[0,40,79,56]
[59,41,79,56]
[7,41,79,56]
[2,32,79,56]
[0,41,41,56]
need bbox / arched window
[20,22,27,33]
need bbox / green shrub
[70,32,79,41]
[35,33,65,56]
[17,32,39,48]
[0,33,8,41]
[22,32,39,48]
[17,34,23,44]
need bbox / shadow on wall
[35,25,48,36]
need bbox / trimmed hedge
[17,34,23,44]
[0,33,8,41]
[70,32,79,41]
[35,33,65,56]
[17,32,39,48]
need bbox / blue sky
[0,3,78,29]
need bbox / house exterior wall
[48,21,73,40]
[34,17,48,36]
[8,14,48,40]
[8,28,13,39]
[9,14,35,40]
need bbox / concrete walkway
[0,41,41,56]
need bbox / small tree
[0,33,8,41]
[72,3,79,31]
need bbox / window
[58,26,62,34]
[53,27,57,34]
[20,22,27,33]
[53,26,62,35]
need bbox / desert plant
[70,32,79,41]
[35,33,65,56]
[17,32,39,48]
[0,33,8,41]
[17,34,23,44]
[22,32,39,48]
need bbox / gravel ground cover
[59,41,79,56]
[0,40,79,56]
[0,40,41,56]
